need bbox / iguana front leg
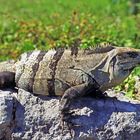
[60,83,87,114]
[59,83,89,136]
[59,82,101,131]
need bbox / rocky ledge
[0,89,140,140]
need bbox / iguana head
[108,47,140,89]
[115,47,140,71]
[92,47,140,91]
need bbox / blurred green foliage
[115,73,136,99]
[0,0,140,58]
[0,0,140,98]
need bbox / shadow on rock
[70,96,140,139]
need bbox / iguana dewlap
[0,46,140,125]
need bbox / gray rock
[0,90,15,140]
[1,89,140,140]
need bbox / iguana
[0,45,140,126]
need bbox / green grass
[0,0,140,59]
[0,0,130,21]
[0,0,140,97]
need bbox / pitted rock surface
[0,90,15,140]
[0,89,140,140]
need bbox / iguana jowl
[0,46,140,123]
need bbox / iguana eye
[127,52,138,58]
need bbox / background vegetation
[0,0,140,98]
